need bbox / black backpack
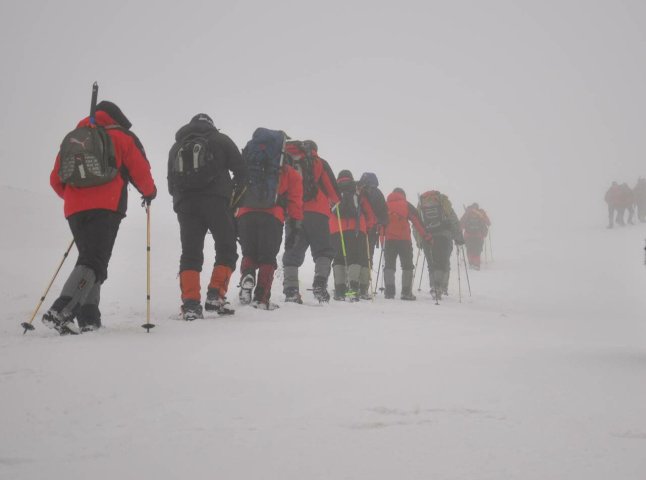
[168,132,216,192]
[285,141,318,202]
[239,128,286,209]
[58,126,119,188]
[337,179,360,219]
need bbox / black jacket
[361,185,389,226]
[168,119,246,210]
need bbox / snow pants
[383,239,415,296]
[282,211,335,291]
[332,231,368,294]
[176,196,238,273]
[422,232,453,291]
[238,211,284,302]
[464,234,485,268]
[50,209,122,328]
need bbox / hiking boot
[284,287,303,304]
[359,285,373,301]
[334,283,347,301]
[238,273,255,305]
[205,288,235,315]
[41,309,79,335]
[80,324,100,333]
[384,285,396,299]
[400,291,417,301]
[181,302,203,321]
[312,276,330,303]
[346,281,360,302]
[251,300,280,311]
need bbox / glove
[141,186,157,207]
[284,219,302,250]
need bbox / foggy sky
[1,0,645,232]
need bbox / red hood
[387,190,406,203]
[76,110,119,128]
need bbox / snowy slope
[1,185,645,480]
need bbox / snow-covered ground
[1,185,645,479]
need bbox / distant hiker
[236,128,303,310]
[331,170,377,301]
[357,172,388,299]
[620,182,635,225]
[633,177,646,222]
[168,114,246,320]
[415,190,464,301]
[605,181,622,228]
[44,100,157,334]
[460,203,491,270]
[383,188,430,300]
[281,140,339,304]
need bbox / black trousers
[384,239,414,271]
[367,227,379,266]
[176,196,238,272]
[282,211,335,267]
[422,233,453,284]
[67,209,122,283]
[332,231,368,267]
[238,211,284,268]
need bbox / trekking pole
[365,235,374,301]
[417,255,426,292]
[335,205,350,291]
[488,229,494,261]
[142,205,155,332]
[460,245,472,296]
[21,239,75,334]
[483,235,489,264]
[457,247,463,300]
[412,247,421,286]
[373,247,384,295]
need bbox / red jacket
[460,207,491,239]
[305,158,340,217]
[237,164,304,223]
[329,194,376,235]
[50,111,156,218]
[384,190,427,241]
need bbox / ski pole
[417,255,426,292]
[365,234,374,301]
[335,204,350,290]
[142,205,155,332]
[412,246,421,286]
[373,246,384,295]
[457,247,463,301]
[21,239,75,334]
[488,229,494,262]
[460,245,472,296]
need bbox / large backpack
[337,179,360,220]
[418,191,447,232]
[239,128,287,209]
[284,141,318,202]
[464,209,487,234]
[167,131,216,192]
[58,126,119,188]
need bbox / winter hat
[96,101,132,129]
[359,172,379,188]
[302,140,318,152]
[191,113,215,127]
[393,187,406,197]
[337,169,354,183]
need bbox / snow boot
[205,288,235,315]
[312,276,330,303]
[347,280,360,302]
[359,284,372,300]
[384,268,396,299]
[238,273,255,305]
[400,269,416,300]
[251,300,280,310]
[284,287,303,304]
[77,303,101,332]
[181,300,203,321]
[334,283,346,301]
[41,296,80,335]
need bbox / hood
[175,118,216,141]
[387,190,406,203]
[76,110,119,128]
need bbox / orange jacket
[237,164,304,223]
[384,190,427,241]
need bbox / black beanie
[191,113,215,127]
[393,187,406,196]
[95,101,132,129]
[337,169,354,181]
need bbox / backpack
[464,210,485,233]
[284,141,318,202]
[337,179,360,219]
[167,132,216,192]
[418,191,447,232]
[58,126,118,188]
[239,128,286,209]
